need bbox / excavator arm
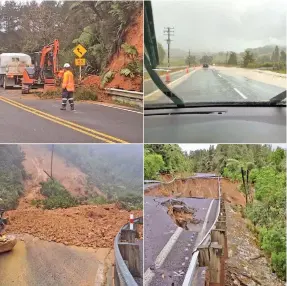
[22,39,60,93]
[39,39,59,75]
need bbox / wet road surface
[144,67,285,104]
[0,89,143,143]
[144,68,190,96]
[144,196,219,285]
[0,234,113,286]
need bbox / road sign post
[73,44,87,82]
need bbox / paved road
[144,67,286,104]
[144,68,190,95]
[144,196,219,285]
[0,89,142,143]
[0,234,113,286]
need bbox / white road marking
[234,87,247,99]
[94,262,105,285]
[145,69,197,99]
[144,227,183,285]
[195,199,215,246]
[218,74,222,78]
[89,102,143,114]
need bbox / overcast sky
[152,0,287,53]
[179,144,287,152]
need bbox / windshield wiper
[144,54,185,108]
[144,0,185,108]
[269,90,286,105]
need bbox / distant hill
[163,45,286,65]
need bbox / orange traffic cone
[186,67,189,74]
[165,71,170,83]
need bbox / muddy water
[0,234,113,286]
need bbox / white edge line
[95,262,105,285]
[233,87,247,99]
[196,199,215,245]
[144,227,183,285]
[144,68,188,83]
[89,102,143,114]
[145,69,196,99]
[218,74,222,78]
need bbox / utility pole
[50,144,54,179]
[188,50,191,67]
[164,27,174,68]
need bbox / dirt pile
[20,145,104,200]
[145,178,246,206]
[105,9,143,91]
[146,178,219,198]
[4,145,142,249]
[5,205,142,248]
[82,75,101,86]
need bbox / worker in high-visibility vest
[60,63,75,111]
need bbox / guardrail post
[211,229,226,257]
[209,242,222,284]
[118,243,141,277]
[198,244,210,267]
[121,229,136,243]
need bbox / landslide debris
[4,145,143,249]
[83,9,143,92]
[145,178,246,206]
[161,199,200,230]
[6,205,142,248]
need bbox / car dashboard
[144,106,286,143]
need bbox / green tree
[226,158,254,204]
[227,52,237,65]
[157,42,166,64]
[273,46,280,62]
[280,50,286,63]
[243,50,254,67]
[144,151,164,180]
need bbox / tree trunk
[241,167,248,205]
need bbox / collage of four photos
[0,0,286,286]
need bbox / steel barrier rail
[114,217,143,286]
[105,88,143,100]
[182,176,222,286]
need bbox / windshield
[144,0,287,107]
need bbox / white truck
[0,53,32,89]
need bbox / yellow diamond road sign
[73,44,87,58]
[75,58,86,66]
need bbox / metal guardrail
[114,217,143,286]
[105,88,143,100]
[182,176,222,286]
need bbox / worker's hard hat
[64,63,70,68]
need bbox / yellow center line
[0,96,128,143]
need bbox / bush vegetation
[0,145,26,210]
[39,179,79,210]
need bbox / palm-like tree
[226,159,254,205]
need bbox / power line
[164,27,174,68]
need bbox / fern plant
[120,60,142,78]
[121,43,138,59]
[101,70,114,87]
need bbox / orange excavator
[22,39,64,94]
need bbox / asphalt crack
[161,199,201,230]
